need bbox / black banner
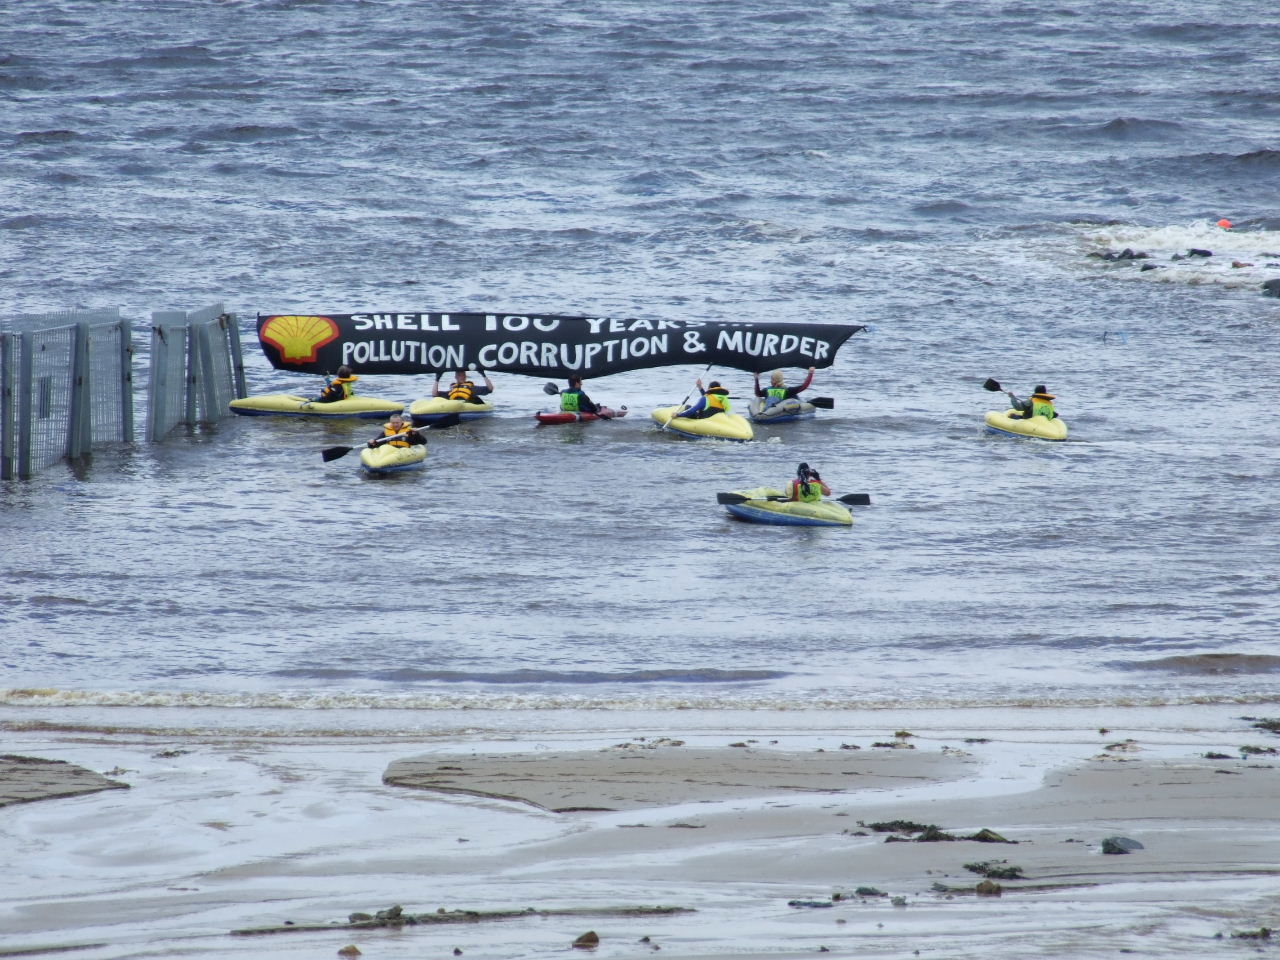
[255,312,867,378]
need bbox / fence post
[17,330,34,480]
[120,317,134,443]
[0,331,12,479]
[67,321,91,458]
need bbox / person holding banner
[753,367,815,409]
[434,368,494,404]
[312,365,358,403]
[676,379,732,419]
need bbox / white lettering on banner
[716,329,828,359]
[683,330,706,353]
[474,335,670,371]
[350,313,462,332]
[483,315,564,333]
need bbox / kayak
[359,443,426,475]
[721,487,852,527]
[651,405,754,442]
[984,408,1069,441]
[229,393,404,419]
[408,396,495,425]
[535,405,628,425]
[748,396,818,424]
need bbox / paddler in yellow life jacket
[753,367,815,408]
[367,413,424,449]
[433,367,495,404]
[675,379,732,419]
[1006,384,1058,420]
[313,365,358,403]
[786,462,831,502]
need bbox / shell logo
[260,315,341,363]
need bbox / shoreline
[3,703,1279,958]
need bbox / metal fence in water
[1,304,246,479]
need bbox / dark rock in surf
[1101,836,1144,854]
[1262,278,1280,297]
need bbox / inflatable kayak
[536,405,628,425]
[229,393,404,419]
[651,405,754,442]
[748,396,818,424]
[984,408,1069,441]
[720,487,852,527]
[408,396,495,425]
[359,443,426,475]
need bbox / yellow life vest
[788,479,823,503]
[448,380,475,402]
[380,423,415,447]
[706,389,731,413]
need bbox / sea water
[2,1,1279,955]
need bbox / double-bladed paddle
[717,491,872,506]
[320,413,462,462]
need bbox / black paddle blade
[808,396,835,409]
[542,382,560,395]
[716,492,750,504]
[838,493,872,506]
[983,378,1003,392]
[320,445,354,462]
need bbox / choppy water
[3,0,1280,721]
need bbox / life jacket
[788,479,823,503]
[448,379,475,402]
[380,423,415,447]
[331,375,358,399]
[765,386,787,406]
[561,389,582,413]
[1031,398,1056,419]
[705,388,731,414]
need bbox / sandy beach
[2,704,1278,959]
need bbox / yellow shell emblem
[260,315,341,363]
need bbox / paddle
[717,491,872,506]
[541,381,614,419]
[807,396,835,409]
[661,365,713,430]
[983,378,1005,393]
[320,413,461,462]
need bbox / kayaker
[787,462,830,502]
[753,367,815,408]
[560,376,599,415]
[676,379,732,419]
[368,413,424,448]
[434,368,494,404]
[312,365,358,403]
[1006,385,1058,420]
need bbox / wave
[1112,653,1280,676]
[266,667,787,684]
[4,687,1280,714]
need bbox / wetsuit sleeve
[677,395,707,417]
[579,392,598,413]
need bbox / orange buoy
[1217,218,1233,229]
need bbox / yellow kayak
[359,443,426,475]
[984,408,1068,441]
[651,405,754,442]
[408,396,496,424]
[720,487,852,527]
[230,393,404,419]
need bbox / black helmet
[797,462,810,478]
